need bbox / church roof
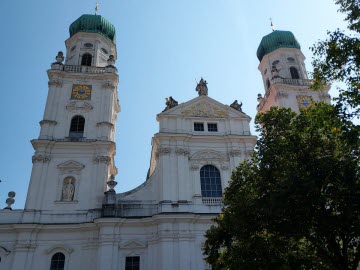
[69,14,116,43]
[256,30,301,61]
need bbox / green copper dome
[69,14,116,43]
[257,30,301,61]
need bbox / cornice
[32,154,51,163]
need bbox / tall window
[69,115,85,138]
[81,53,92,66]
[125,256,140,270]
[50,252,65,270]
[266,78,271,89]
[200,165,222,197]
[290,67,300,79]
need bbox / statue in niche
[62,177,75,201]
[163,96,178,111]
[196,78,208,96]
[230,100,243,112]
[271,65,281,79]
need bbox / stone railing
[273,77,313,86]
[202,197,223,205]
[62,65,106,74]
[55,137,97,142]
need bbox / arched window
[266,78,271,89]
[50,252,65,270]
[81,53,92,66]
[290,67,300,79]
[200,165,222,197]
[69,115,85,138]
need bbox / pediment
[45,245,73,255]
[0,246,10,256]
[57,160,85,173]
[119,240,147,249]
[190,150,228,161]
[158,95,250,119]
[181,101,229,117]
[66,101,93,112]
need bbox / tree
[203,104,360,270]
[312,0,360,118]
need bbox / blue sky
[0,1,348,208]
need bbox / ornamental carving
[39,120,57,126]
[97,122,114,129]
[228,149,242,157]
[181,102,228,118]
[275,91,289,101]
[175,148,189,156]
[220,163,229,170]
[32,155,51,163]
[190,150,229,161]
[66,101,93,113]
[94,156,111,165]
[48,79,63,88]
[102,81,117,90]
[190,162,200,170]
[155,147,171,159]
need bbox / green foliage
[311,0,360,118]
[203,104,360,270]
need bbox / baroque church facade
[0,13,330,270]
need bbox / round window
[84,43,93,48]
[101,48,108,54]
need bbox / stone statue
[4,191,15,210]
[230,100,243,112]
[55,51,64,64]
[164,96,178,111]
[271,65,280,78]
[196,78,208,96]
[62,178,75,201]
[257,93,264,103]
[107,55,115,66]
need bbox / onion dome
[257,30,301,61]
[69,14,116,43]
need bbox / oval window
[264,69,267,75]
[71,46,76,52]
[101,48,108,54]
[287,57,295,62]
[272,60,280,65]
[84,43,93,48]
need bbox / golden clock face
[297,95,312,109]
[71,84,92,100]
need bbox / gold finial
[270,18,275,32]
[95,2,99,15]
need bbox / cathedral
[0,12,330,270]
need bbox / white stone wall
[0,214,214,270]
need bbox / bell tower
[24,14,120,214]
[256,30,330,113]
